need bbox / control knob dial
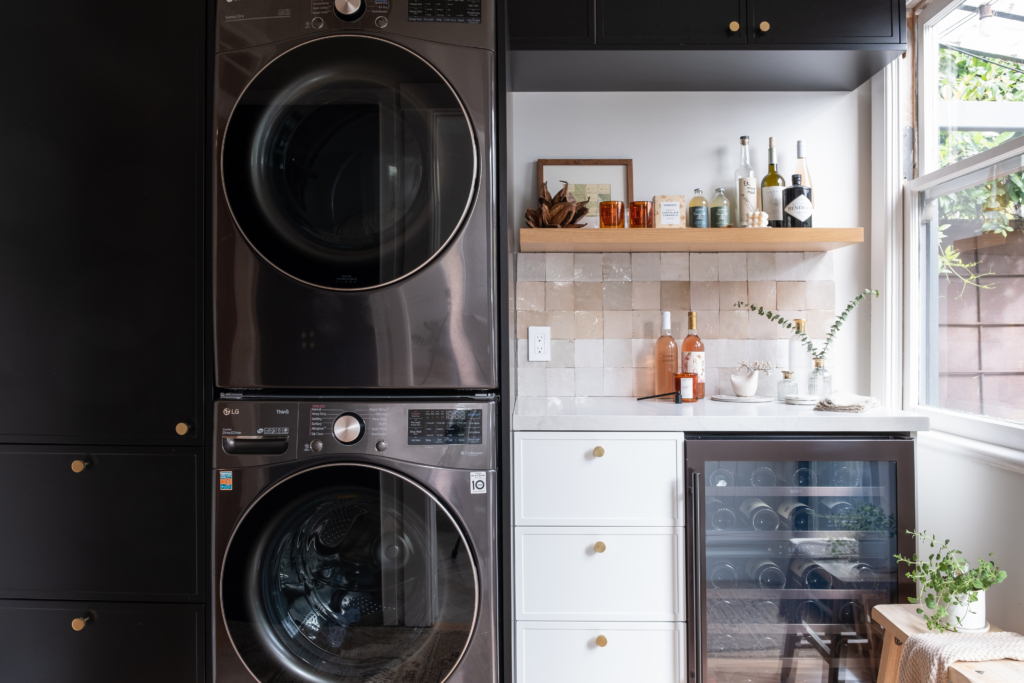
[333,413,365,445]
[334,0,366,21]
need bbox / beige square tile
[632,310,662,339]
[749,311,779,340]
[719,281,747,311]
[604,368,633,396]
[775,311,807,339]
[694,310,720,339]
[661,253,689,281]
[574,282,604,311]
[668,310,689,339]
[632,339,655,368]
[604,339,633,368]
[807,309,836,339]
[548,310,575,339]
[517,339,545,369]
[545,368,575,396]
[776,253,806,280]
[631,253,661,281]
[661,281,690,310]
[575,339,604,367]
[545,253,574,282]
[747,280,777,310]
[603,282,632,310]
[806,280,835,311]
[574,311,604,339]
[633,368,655,398]
[777,281,808,311]
[517,253,545,282]
[575,368,604,396]
[604,310,633,339]
[516,281,545,311]
[574,254,603,282]
[517,368,546,396]
[691,281,721,310]
[516,311,547,339]
[545,281,573,311]
[718,253,747,281]
[720,310,750,339]
[690,253,719,281]
[603,253,632,281]
[632,281,661,310]
[549,340,575,368]
[747,253,776,281]
[804,252,834,281]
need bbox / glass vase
[777,372,798,402]
[808,361,832,399]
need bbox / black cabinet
[0,447,201,602]
[750,0,903,44]
[598,0,745,46]
[0,600,202,683]
[0,1,204,445]
[509,0,594,47]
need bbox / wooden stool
[872,604,1024,683]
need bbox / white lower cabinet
[516,621,686,683]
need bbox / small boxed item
[653,195,686,228]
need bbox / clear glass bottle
[808,358,832,398]
[777,370,798,401]
[760,137,786,227]
[788,319,813,393]
[710,188,730,228]
[688,189,709,228]
[681,312,706,398]
[794,140,813,207]
[735,135,757,226]
[654,312,678,396]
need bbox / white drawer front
[516,621,685,683]
[515,527,684,621]
[514,432,683,526]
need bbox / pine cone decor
[525,181,589,228]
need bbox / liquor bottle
[738,498,780,531]
[783,174,813,227]
[791,558,834,589]
[795,600,827,624]
[760,137,786,227]
[708,561,739,589]
[707,497,738,531]
[788,319,813,393]
[782,461,818,487]
[777,499,814,531]
[745,559,787,590]
[688,189,709,228]
[710,188,731,228]
[795,140,813,207]
[681,312,706,399]
[830,462,862,487]
[735,135,758,227]
[654,312,678,396]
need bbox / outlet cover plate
[528,326,551,362]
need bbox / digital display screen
[408,409,483,445]
[408,0,481,24]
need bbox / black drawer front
[0,448,200,601]
[0,600,202,683]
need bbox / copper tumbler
[599,201,625,229]
[629,201,654,228]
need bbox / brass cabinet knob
[596,635,608,647]
[593,446,605,458]
[594,541,607,553]
[71,616,91,631]
[175,422,190,436]
[759,21,771,32]
[71,460,89,473]
[729,21,740,32]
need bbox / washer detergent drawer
[514,527,684,622]
[516,621,686,683]
[0,447,200,601]
[514,433,684,526]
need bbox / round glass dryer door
[221,465,477,683]
[222,36,478,290]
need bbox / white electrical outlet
[528,326,551,362]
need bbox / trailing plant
[734,289,879,360]
[894,531,1007,632]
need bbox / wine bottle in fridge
[708,561,739,589]
[782,461,818,487]
[816,497,855,528]
[794,600,828,624]
[707,498,738,531]
[790,558,834,589]
[739,498,780,531]
[739,462,778,487]
[777,499,814,531]
[830,462,863,487]
[745,559,787,589]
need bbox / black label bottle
[783,173,813,227]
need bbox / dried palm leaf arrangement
[525,181,590,228]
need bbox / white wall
[512,88,874,393]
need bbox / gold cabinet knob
[71,460,89,473]
[760,21,771,32]
[729,21,740,32]
[175,422,190,436]
[71,616,91,631]
[594,541,607,553]
[596,635,608,647]
[593,446,605,458]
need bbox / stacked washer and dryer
[211,1,498,681]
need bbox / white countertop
[513,397,930,433]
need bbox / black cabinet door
[750,0,903,44]
[598,0,745,45]
[0,1,203,445]
[0,600,202,683]
[509,0,595,47]
[0,447,201,602]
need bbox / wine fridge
[686,437,916,683]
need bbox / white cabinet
[516,622,686,683]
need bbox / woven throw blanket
[814,391,880,413]
[898,631,1024,683]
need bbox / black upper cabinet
[0,2,203,445]
[750,0,903,44]
[509,0,594,47]
[598,0,746,46]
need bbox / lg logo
[223,407,239,416]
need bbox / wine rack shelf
[520,227,865,253]
[708,589,886,600]
[705,530,895,541]
[705,486,884,497]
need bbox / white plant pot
[943,590,987,631]
[730,371,759,397]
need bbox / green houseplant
[894,531,1007,632]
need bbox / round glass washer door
[222,35,478,291]
[221,464,478,683]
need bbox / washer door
[222,35,478,291]
[221,465,477,683]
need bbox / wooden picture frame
[537,158,634,207]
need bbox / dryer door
[222,35,478,291]
[221,464,477,682]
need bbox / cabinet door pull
[71,615,91,631]
[71,459,90,473]
[729,21,740,32]
[759,21,771,32]
[593,446,605,458]
[175,422,191,436]
[596,635,608,647]
[594,541,607,553]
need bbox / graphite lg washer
[213,0,496,390]
[213,398,497,682]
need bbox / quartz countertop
[513,397,930,433]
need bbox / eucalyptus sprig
[735,289,879,360]
[894,530,1007,632]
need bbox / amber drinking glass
[599,201,625,229]
[629,201,653,228]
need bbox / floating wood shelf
[519,227,864,253]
